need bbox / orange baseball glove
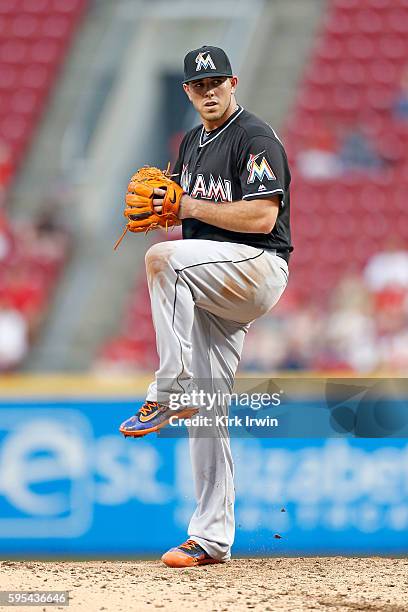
[114,165,183,249]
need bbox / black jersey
[173,106,293,260]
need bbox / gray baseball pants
[145,239,288,561]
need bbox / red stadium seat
[318,235,349,267]
[326,185,355,214]
[332,86,364,113]
[304,62,336,87]
[368,0,400,10]
[350,240,375,266]
[333,0,361,10]
[10,14,41,38]
[335,60,366,86]
[393,187,408,212]
[0,113,29,142]
[354,9,383,35]
[369,60,398,86]
[377,133,404,163]
[363,212,391,237]
[346,35,376,60]
[328,214,358,238]
[0,39,30,64]
[20,0,52,13]
[10,88,42,116]
[378,35,408,61]
[398,165,408,185]
[396,214,408,239]
[297,88,329,113]
[0,94,8,114]
[358,186,388,213]
[41,15,71,39]
[0,64,18,89]
[363,86,394,112]
[0,16,9,36]
[324,12,354,36]
[292,187,322,213]
[0,0,17,16]
[30,38,61,64]
[19,63,53,89]
[51,0,86,15]
[314,37,344,62]
[387,8,408,34]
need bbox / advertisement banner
[0,396,407,556]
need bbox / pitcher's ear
[183,83,192,101]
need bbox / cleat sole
[120,407,199,439]
[161,550,222,568]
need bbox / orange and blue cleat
[161,539,222,568]
[119,401,198,438]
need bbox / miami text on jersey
[181,164,192,192]
[247,151,276,184]
[191,174,232,202]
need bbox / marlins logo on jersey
[195,52,216,72]
[247,151,276,184]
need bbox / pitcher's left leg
[186,308,248,562]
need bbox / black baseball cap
[183,45,233,84]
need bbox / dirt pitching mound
[1,558,406,611]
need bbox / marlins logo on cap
[195,52,216,72]
[183,45,233,83]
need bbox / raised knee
[145,242,166,264]
[145,242,177,284]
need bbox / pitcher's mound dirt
[1,558,407,612]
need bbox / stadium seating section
[287,0,408,300]
[97,276,159,374]
[0,0,86,369]
[0,0,87,184]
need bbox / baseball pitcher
[118,45,292,567]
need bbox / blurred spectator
[279,305,324,370]
[323,304,378,372]
[35,199,70,238]
[0,205,71,371]
[363,237,408,292]
[0,141,12,197]
[0,296,28,370]
[339,128,384,172]
[297,126,342,179]
[241,316,287,371]
[18,200,71,264]
[299,274,378,372]
[393,65,408,121]
[23,222,69,267]
[5,267,45,332]
[379,329,408,371]
[0,210,13,262]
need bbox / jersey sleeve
[172,133,187,186]
[173,157,182,185]
[238,134,286,204]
